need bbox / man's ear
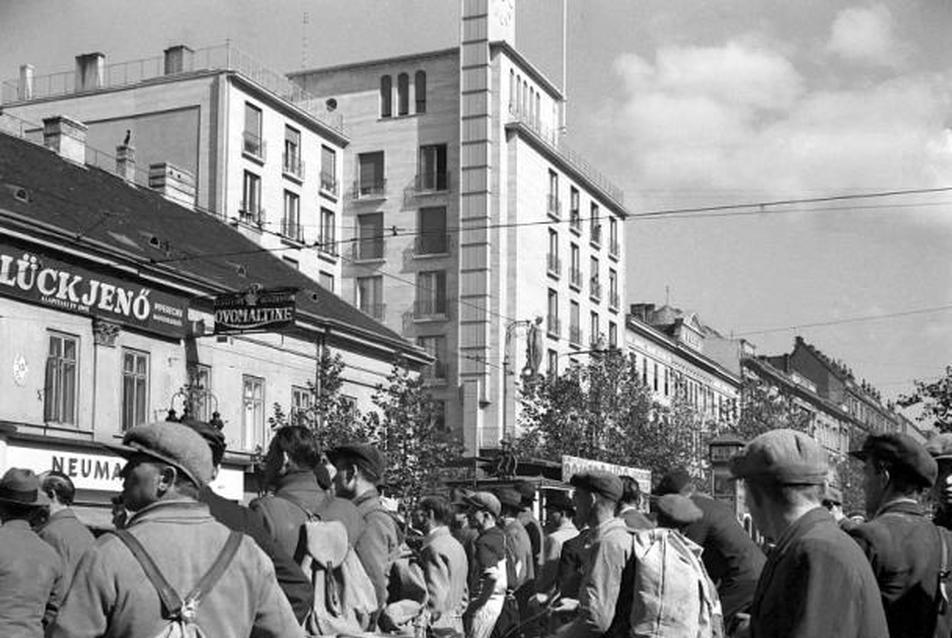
[157,466,178,493]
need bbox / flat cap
[495,486,522,508]
[655,467,693,496]
[544,491,574,512]
[927,433,952,461]
[328,443,386,482]
[462,491,501,518]
[850,432,937,488]
[179,417,226,454]
[107,421,213,487]
[653,494,703,527]
[515,480,536,502]
[729,429,828,485]
[570,470,623,501]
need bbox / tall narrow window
[590,203,601,245]
[415,70,427,113]
[609,268,618,309]
[241,375,265,450]
[535,92,541,127]
[397,73,410,116]
[609,216,619,256]
[516,74,522,113]
[590,311,599,347]
[357,212,384,260]
[509,70,515,111]
[416,270,447,317]
[418,144,448,191]
[319,208,336,255]
[569,187,580,231]
[570,301,581,345]
[570,244,581,288]
[547,229,559,275]
[282,190,301,241]
[356,275,384,319]
[417,207,447,254]
[547,349,558,377]
[380,75,392,118]
[241,171,261,222]
[417,335,447,379]
[243,103,263,158]
[283,126,301,177]
[186,363,211,422]
[45,332,77,425]
[321,145,338,195]
[590,256,600,300]
[547,289,559,335]
[291,385,312,421]
[608,321,617,348]
[357,151,385,196]
[122,349,149,431]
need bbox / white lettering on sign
[7,445,125,491]
[561,454,652,495]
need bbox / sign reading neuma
[214,287,297,334]
[0,240,188,339]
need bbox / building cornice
[489,41,564,101]
[287,47,459,79]
[626,316,740,387]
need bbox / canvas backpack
[628,527,724,638]
[114,528,242,638]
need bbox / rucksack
[933,524,952,638]
[114,528,242,638]
[629,527,724,638]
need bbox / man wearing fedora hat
[0,467,64,636]
[48,421,303,638]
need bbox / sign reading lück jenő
[214,286,297,334]
[0,240,189,339]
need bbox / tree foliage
[899,365,952,432]
[733,375,813,441]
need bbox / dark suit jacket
[556,527,592,599]
[849,499,947,638]
[201,486,313,623]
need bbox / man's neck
[770,502,819,539]
[48,502,67,516]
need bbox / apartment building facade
[288,0,628,451]
[0,44,347,290]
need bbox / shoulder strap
[278,493,318,521]
[936,525,950,615]
[184,530,243,606]
[114,529,184,617]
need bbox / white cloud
[828,5,903,68]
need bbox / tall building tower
[290,0,628,452]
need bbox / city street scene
[0,0,950,636]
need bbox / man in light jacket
[415,495,469,637]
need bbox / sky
[1,0,950,418]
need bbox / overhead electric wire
[734,303,952,337]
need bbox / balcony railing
[609,291,620,310]
[569,268,582,289]
[316,237,338,257]
[547,315,561,337]
[353,238,384,261]
[569,326,583,346]
[547,253,561,277]
[320,172,339,197]
[546,194,561,220]
[415,172,450,193]
[590,279,602,301]
[353,179,387,199]
[359,303,386,320]
[242,131,266,161]
[238,201,262,225]
[569,211,582,234]
[590,224,602,247]
[281,217,303,243]
[282,152,304,179]
[415,233,449,255]
[414,298,447,318]
[609,239,620,258]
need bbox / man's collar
[873,497,922,519]
[275,469,319,491]
[126,498,209,526]
[352,486,380,507]
[424,525,451,545]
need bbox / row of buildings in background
[0,0,924,520]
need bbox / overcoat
[0,519,63,637]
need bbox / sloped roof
[0,131,426,360]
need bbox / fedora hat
[0,468,50,507]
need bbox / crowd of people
[0,418,951,637]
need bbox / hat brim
[0,492,50,507]
[103,442,203,487]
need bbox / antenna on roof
[665,285,670,307]
[301,8,310,69]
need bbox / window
[416,270,447,317]
[509,70,515,111]
[642,357,648,384]
[397,73,410,116]
[418,144,448,191]
[590,311,599,347]
[609,269,618,309]
[380,75,392,117]
[282,256,299,270]
[319,208,336,255]
[415,70,427,113]
[653,362,659,391]
[590,256,600,300]
[320,146,338,195]
[547,229,560,276]
[417,207,447,254]
[663,367,669,396]
[283,126,302,178]
[432,400,446,430]
[417,335,447,379]
[241,171,261,222]
[547,170,560,217]
[569,301,581,345]
[242,375,266,450]
[291,385,311,420]
[243,103,264,158]
[356,275,384,319]
[547,349,558,376]
[609,217,619,257]
[357,151,385,196]
[282,190,301,241]
[186,363,211,421]
[515,74,522,113]
[547,289,560,336]
[590,203,601,245]
[44,332,77,425]
[121,349,149,431]
[357,212,384,260]
[569,187,580,231]
[535,92,541,127]
[608,321,617,348]
[319,271,335,293]
[570,244,581,288]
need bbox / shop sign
[0,240,188,339]
[561,454,652,494]
[214,286,297,334]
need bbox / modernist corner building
[289,0,629,452]
[0,118,429,527]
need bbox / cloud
[827,5,903,68]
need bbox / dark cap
[927,433,952,462]
[106,421,213,487]
[655,467,693,496]
[653,494,702,527]
[462,491,501,518]
[328,443,386,482]
[570,470,623,501]
[180,418,226,457]
[850,433,937,488]
[495,486,522,509]
[515,480,536,503]
[543,491,574,512]
[0,468,50,507]
[729,429,828,485]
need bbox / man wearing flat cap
[48,421,303,638]
[0,467,63,636]
[927,432,952,530]
[330,442,401,612]
[495,485,535,614]
[848,432,950,638]
[536,491,578,597]
[460,491,507,638]
[730,428,887,638]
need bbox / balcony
[590,224,602,248]
[414,298,447,319]
[590,278,602,302]
[238,201,262,226]
[609,291,620,311]
[316,234,337,258]
[569,326,583,346]
[320,172,339,198]
[352,179,387,200]
[353,238,384,261]
[415,172,450,193]
[242,131,266,162]
[280,217,303,243]
[547,315,561,338]
[282,152,304,180]
[569,211,582,235]
[569,267,582,290]
[546,253,561,278]
[415,233,449,256]
[546,194,561,220]
[359,303,386,321]
[609,239,620,260]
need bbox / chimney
[115,143,136,183]
[163,45,194,75]
[148,162,195,209]
[43,115,87,164]
[18,64,34,100]
[75,52,105,91]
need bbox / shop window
[45,332,78,425]
[242,375,266,450]
[122,348,149,431]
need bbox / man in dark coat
[927,433,952,530]
[848,433,947,638]
[616,476,652,530]
[655,467,764,623]
[516,481,545,574]
[37,471,95,592]
[730,429,888,638]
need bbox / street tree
[898,365,952,432]
[732,375,813,441]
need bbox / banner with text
[214,287,297,334]
[561,454,652,495]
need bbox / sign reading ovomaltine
[213,286,297,334]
